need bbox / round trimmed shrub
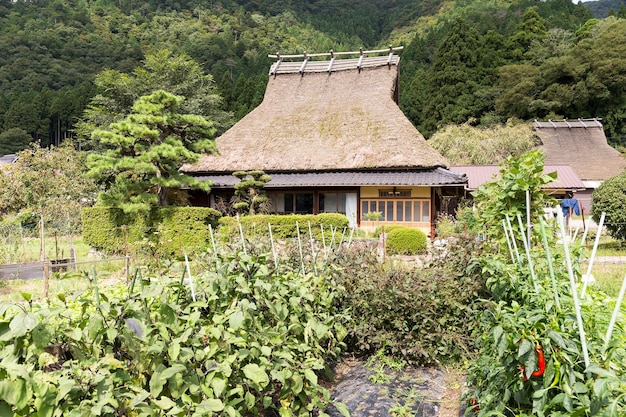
[385,226,427,255]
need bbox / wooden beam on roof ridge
[268,46,403,60]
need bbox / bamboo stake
[557,210,590,369]
[502,219,516,264]
[603,273,626,353]
[526,190,532,249]
[347,227,355,249]
[237,217,247,256]
[330,226,337,252]
[505,215,522,266]
[184,254,196,302]
[580,216,590,248]
[572,225,580,243]
[581,212,605,299]
[307,221,318,276]
[296,221,305,276]
[320,225,328,261]
[208,224,220,270]
[517,214,539,292]
[268,223,278,270]
[338,227,347,249]
[539,219,561,311]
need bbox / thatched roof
[184,52,448,174]
[533,119,626,181]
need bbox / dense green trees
[75,50,231,151]
[0,0,625,152]
[428,122,538,165]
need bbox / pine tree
[86,90,216,213]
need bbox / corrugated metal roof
[195,168,467,188]
[449,165,585,190]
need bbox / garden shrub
[331,236,489,365]
[385,226,427,255]
[82,206,221,255]
[153,207,222,256]
[592,171,626,241]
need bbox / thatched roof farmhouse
[533,119,626,212]
[184,48,466,234]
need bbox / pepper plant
[464,151,626,416]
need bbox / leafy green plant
[385,227,427,255]
[473,149,557,244]
[332,237,488,365]
[434,213,456,238]
[0,250,351,416]
[463,151,626,416]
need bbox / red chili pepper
[532,345,546,377]
[471,398,479,413]
[519,344,546,380]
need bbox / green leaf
[0,400,11,416]
[229,310,245,331]
[586,363,617,379]
[161,364,186,380]
[0,322,11,342]
[517,338,533,358]
[154,396,176,410]
[211,378,226,398]
[333,402,350,417]
[129,390,150,407]
[242,364,269,389]
[36,401,54,417]
[196,398,224,413]
[150,372,165,397]
[9,312,38,337]
[548,330,567,349]
[55,380,75,405]
[303,369,318,385]
[0,380,17,406]
[291,374,303,395]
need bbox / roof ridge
[269,46,403,76]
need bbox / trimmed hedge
[385,226,428,255]
[218,213,350,242]
[81,206,221,255]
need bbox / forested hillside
[1,0,625,153]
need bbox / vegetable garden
[0,151,625,416]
